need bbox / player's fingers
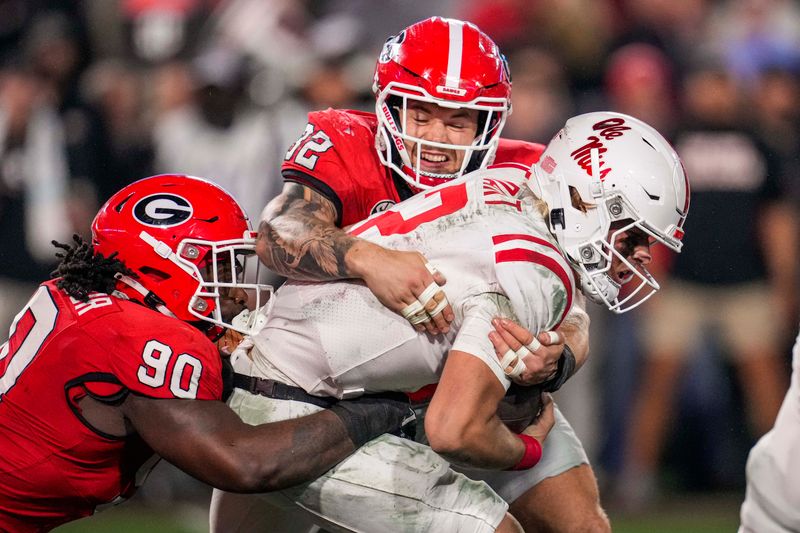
[425,289,454,323]
[538,330,564,346]
[498,349,526,378]
[507,357,526,378]
[407,299,439,335]
[425,262,446,286]
[422,291,449,332]
[401,299,425,320]
[427,307,449,333]
[408,309,435,334]
[407,308,429,325]
[491,318,528,353]
[416,282,439,307]
[489,331,512,359]
[421,316,440,335]
[494,318,536,348]
[416,281,453,334]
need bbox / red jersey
[0,280,222,532]
[281,108,545,226]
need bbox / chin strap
[579,269,620,308]
[114,273,177,318]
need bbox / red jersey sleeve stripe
[492,234,561,255]
[495,248,573,325]
[487,162,532,177]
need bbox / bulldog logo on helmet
[133,193,193,227]
[378,31,406,64]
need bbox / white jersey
[245,163,575,398]
[739,326,800,533]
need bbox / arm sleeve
[451,292,518,391]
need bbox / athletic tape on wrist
[510,433,543,470]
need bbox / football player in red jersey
[254,16,605,533]
[0,174,414,532]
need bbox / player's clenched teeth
[421,152,448,163]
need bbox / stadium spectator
[152,46,286,224]
[0,61,72,334]
[80,59,155,203]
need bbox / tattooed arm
[256,182,356,280]
[257,182,454,333]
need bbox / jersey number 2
[285,123,333,171]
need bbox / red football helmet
[92,174,272,335]
[373,17,512,189]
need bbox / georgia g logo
[371,200,395,214]
[133,193,193,227]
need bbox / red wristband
[510,434,542,470]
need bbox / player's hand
[216,328,245,356]
[330,392,417,448]
[521,393,555,444]
[490,318,564,385]
[360,247,454,335]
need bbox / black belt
[232,373,337,409]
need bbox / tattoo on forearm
[258,184,356,280]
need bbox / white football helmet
[531,112,690,313]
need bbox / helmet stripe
[445,19,464,88]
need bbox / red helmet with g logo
[92,174,271,334]
[373,17,512,189]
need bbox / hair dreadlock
[50,234,134,302]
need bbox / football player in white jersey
[739,325,800,533]
[210,111,690,533]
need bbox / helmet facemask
[176,231,272,336]
[115,229,272,337]
[569,197,663,313]
[375,86,508,190]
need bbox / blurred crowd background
[2,0,799,530]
